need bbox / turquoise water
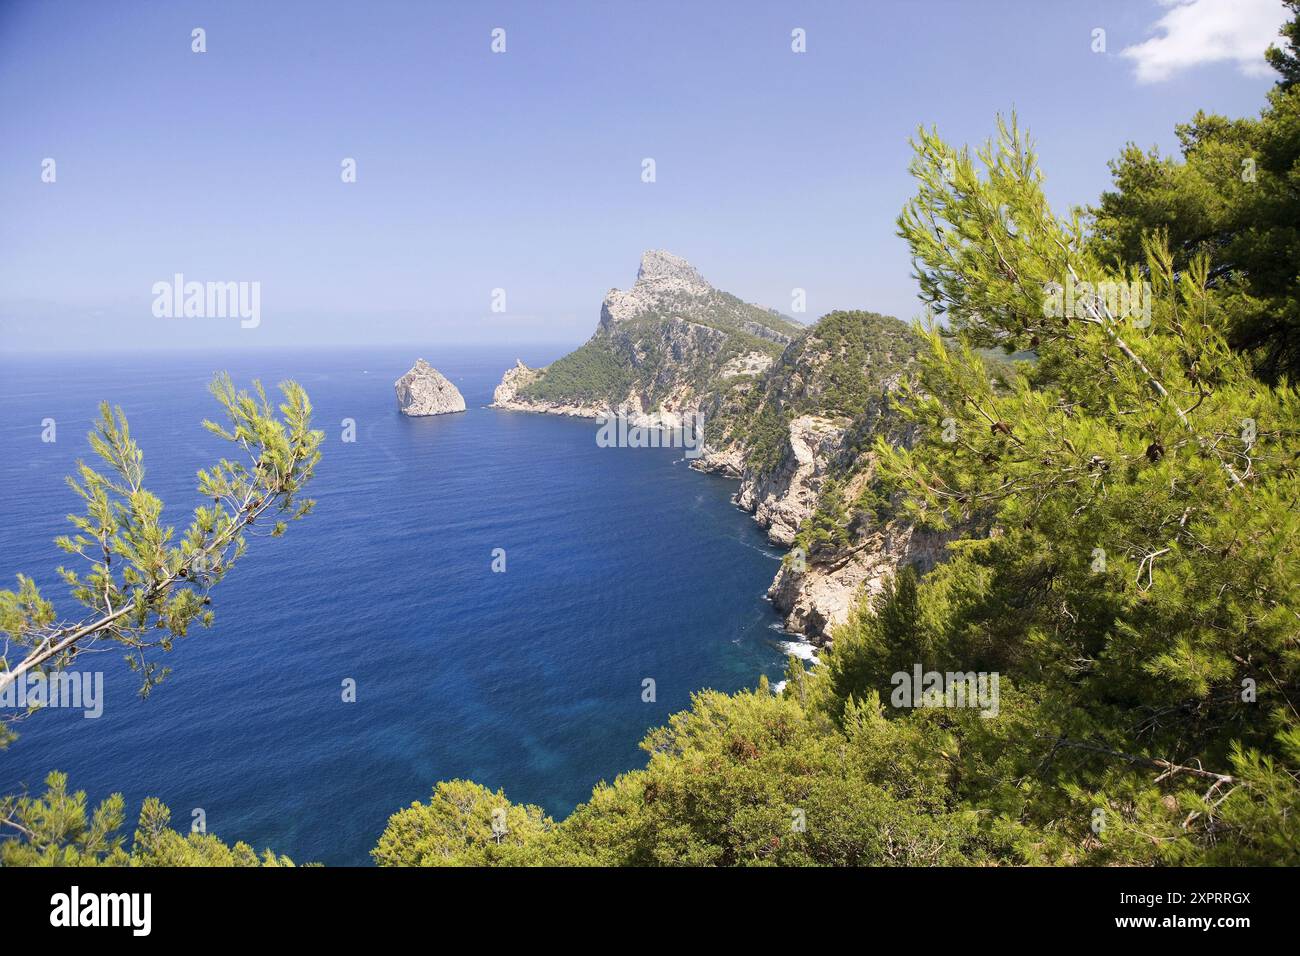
[0,348,792,864]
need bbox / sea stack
[395,359,467,416]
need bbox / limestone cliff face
[395,359,467,416]
[702,312,929,643]
[766,520,955,639]
[735,415,845,547]
[756,393,949,642]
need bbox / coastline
[487,393,841,654]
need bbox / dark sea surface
[0,347,795,865]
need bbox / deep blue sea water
[0,347,794,865]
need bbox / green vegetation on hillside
[515,336,637,405]
[515,279,798,409]
[518,317,789,408]
[717,310,922,475]
[780,310,920,416]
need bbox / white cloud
[1121,0,1291,84]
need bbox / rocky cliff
[395,359,467,416]
[490,252,936,646]
[695,309,931,642]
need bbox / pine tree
[882,113,1300,863]
[0,374,322,746]
[1,376,321,864]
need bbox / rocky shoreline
[491,379,916,647]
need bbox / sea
[0,347,800,865]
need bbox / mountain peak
[636,250,709,293]
[598,250,795,345]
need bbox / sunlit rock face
[395,359,466,416]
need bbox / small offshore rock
[395,359,467,416]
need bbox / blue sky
[0,0,1290,352]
